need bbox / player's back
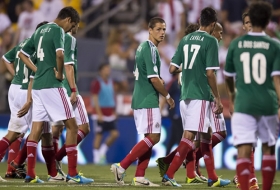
[227,34,279,115]
[132,41,161,109]
[31,22,65,89]
[178,31,219,101]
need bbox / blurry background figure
[13,0,44,45]
[91,64,119,164]
[106,27,136,93]
[134,19,149,44]
[156,0,185,46]
[39,0,64,22]
[266,21,280,43]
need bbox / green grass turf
[0,163,279,189]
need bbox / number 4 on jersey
[37,36,45,61]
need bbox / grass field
[0,163,279,189]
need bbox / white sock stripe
[2,138,9,146]
[181,138,195,149]
[201,138,212,144]
[236,158,251,165]
[42,147,54,151]
[78,130,85,139]
[213,133,225,141]
[17,137,23,142]
[27,142,38,147]
[143,138,153,148]
[66,146,77,152]
[263,155,276,160]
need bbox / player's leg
[111,108,160,186]
[93,122,103,164]
[258,115,278,190]
[52,124,64,154]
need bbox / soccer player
[91,63,119,164]
[0,21,48,179]
[161,7,230,187]
[18,7,93,184]
[111,17,175,186]
[224,2,280,190]
[51,24,91,174]
[242,12,252,33]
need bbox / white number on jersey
[37,36,45,61]
[240,52,267,84]
[22,65,29,84]
[134,66,139,80]
[15,51,20,75]
[183,44,201,69]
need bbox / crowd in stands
[0,0,280,114]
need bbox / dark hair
[148,17,165,29]
[248,2,272,29]
[185,23,199,35]
[35,21,48,30]
[242,12,249,24]
[200,7,217,27]
[57,6,80,24]
[98,63,109,71]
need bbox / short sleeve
[21,35,35,57]
[143,44,159,78]
[30,52,37,64]
[91,80,100,94]
[53,27,64,52]
[64,35,75,65]
[171,40,183,68]
[206,38,219,70]
[3,46,17,63]
[271,44,280,76]
[224,41,236,76]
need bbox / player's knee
[262,143,275,155]
[147,134,161,144]
[110,130,119,139]
[79,123,90,134]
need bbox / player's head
[242,12,251,32]
[185,23,199,35]
[35,21,49,30]
[211,22,223,42]
[98,63,110,78]
[56,6,80,33]
[148,17,166,44]
[248,2,272,29]
[199,7,217,34]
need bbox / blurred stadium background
[0,0,279,170]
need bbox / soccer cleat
[195,171,207,182]
[55,160,66,177]
[249,178,259,190]
[233,175,238,185]
[208,178,231,187]
[10,161,27,178]
[5,171,24,179]
[156,157,169,177]
[47,173,65,182]
[25,176,44,183]
[66,173,94,184]
[162,174,182,187]
[110,163,125,185]
[131,177,160,186]
[0,176,7,182]
[186,176,206,184]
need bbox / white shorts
[231,112,279,147]
[8,89,32,134]
[133,108,161,134]
[32,88,74,122]
[210,102,226,132]
[50,95,89,126]
[180,99,211,133]
[8,84,21,110]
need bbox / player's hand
[54,68,63,81]
[17,102,32,118]
[70,92,77,105]
[229,103,234,116]
[97,113,103,123]
[166,97,175,109]
[214,98,223,114]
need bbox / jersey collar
[247,31,266,36]
[48,22,58,26]
[147,40,156,47]
[196,30,206,33]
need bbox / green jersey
[172,31,219,101]
[225,32,280,115]
[3,38,30,85]
[21,22,65,89]
[21,53,37,90]
[62,33,79,96]
[132,40,161,109]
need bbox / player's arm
[272,45,280,118]
[19,52,37,72]
[273,75,280,113]
[20,35,37,72]
[2,46,17,76]
[55,50,64,81]
[169,42,183,74]
[2,58,15,76]
[54,28,65,81]
[17,77,33,118]
[91,81,103,122]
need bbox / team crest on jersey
[155,122,160,128]
[153,66,158,73]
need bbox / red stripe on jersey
[198,100,206,132]
[58,88,71,119]
[77,97,87,124]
